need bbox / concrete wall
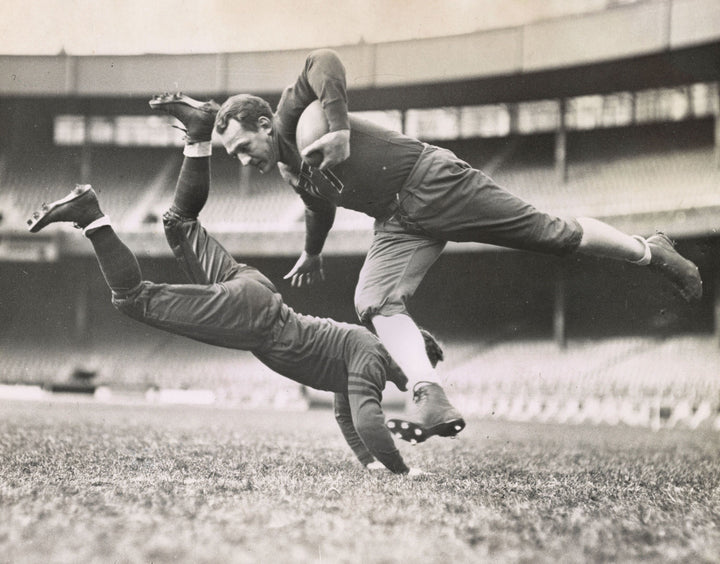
[1,0,718,98]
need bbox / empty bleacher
[2,118,716,235]
[3,328,718,428]
[440,334,720,429]
[472,120,719,219]
[1,115,718,429]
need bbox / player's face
[219,117,277,174]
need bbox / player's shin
[169,148,211,219]
[372,313,439,388]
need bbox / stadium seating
[2,118,718,430]
[2,119,716,234]
[442,335,720,429]
[487,121,719,219]
[3,328,718,429]
[1,146,80,224]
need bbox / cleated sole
[387,419,429,443]
[430,418,466,438]
[27,184,93,233]
[386,417,466,444]
[149,92,214,112]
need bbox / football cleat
[148,92,220,143]
[386,382,466,443]
[646,232,702,302]
[387,419,430,444]
[27,184,103,233]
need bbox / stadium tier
[492,121,719,221]
[1,119,717,235]
[1,13,718,433]
[2,331,719,429]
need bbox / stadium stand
[448,119,719,221]
[1,116,718,426]
[3,328,718,428]
[3,119,715,234]
[2,146,80,223]
[1,2,718,432]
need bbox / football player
[208,49,701,439]
[26,98,443,476]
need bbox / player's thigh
[114,281,263,348]
[442,179,580,254]
[402,151,581,255]
[354,230,445,322]
[164,216,238,284]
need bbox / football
[296,100,328,167]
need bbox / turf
[1,399,719,563]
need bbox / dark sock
[87,226,142,295]
[169,156,210,219]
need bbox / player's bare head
[420,329,444,368]
[215,94,273,134]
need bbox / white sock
[628,235,652,266]
[82,215,111,237]
[372,314,441,387]
[183,141,212,158]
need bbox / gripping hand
[301,129,350,170]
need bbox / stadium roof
[0,0,660,57]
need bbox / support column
[554,265,567,349]
[714,104,720,169]
[73,260,90,347]
[555,98,568,184]
[80,115,93,184]
[715,253,720,349]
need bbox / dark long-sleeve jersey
[272,49,425,253]
[117,217,410,474]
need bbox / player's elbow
[307,48,342,66]
[334,406,349,425]
[353,419,378,446]
[305,49,346,78]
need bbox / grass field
[2,398,719,564]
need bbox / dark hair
[215,94,274,134]
[420,328,444,368]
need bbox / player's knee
[162,211,200,259]
[162,208,196,226]
[163,210,188,237]
[111,284,145,320]
[334,405,347,423]
[354,292,407,326]
[354,418,375,443]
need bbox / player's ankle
[628,235,651,265]
[409,375,440,391]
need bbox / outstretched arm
[279,164,336,287]
[345,384,409,475]
[334,393,376,468]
